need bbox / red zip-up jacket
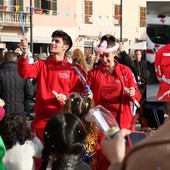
[18,56,85,141]
[88,60,141,129]
[18,56,84,119]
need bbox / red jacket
[18,56,85,142]
[155,44,170,101]
[87,60,141,129]
[18,56,84,119]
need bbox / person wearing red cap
[155,43,170,101]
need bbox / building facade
[0,0,146,56]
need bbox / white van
[147,14,170,84]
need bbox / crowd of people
[0,29,169,170]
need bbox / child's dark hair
[62,93,100,169]
[40,113,87,170]
[51,29,73,53]
[62,93,92,119]
[0,113,31,149]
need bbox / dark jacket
[116,51,138,77]
[133,59,146,84]
[0,62,34,114]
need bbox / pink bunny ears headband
[94,40,119,63]
[94,41,119,55]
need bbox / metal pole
[30,0,33,53]
[120,0,123,42]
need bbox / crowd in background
[0,29,168,170]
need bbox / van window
[147,25,170,44]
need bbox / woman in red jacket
[88,34,141,170]
[88,34,141,130]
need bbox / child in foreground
[0,112,43,170]
[40,113,92,170]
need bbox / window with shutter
[4,0,15,11]
[114,4,120,26]
[0,1,3,10]
[19,0,23,11]
[84,0,93,24]
[140,7,146,27]
[34,0,40,10]
[34,0,57,15]
[51,0,57,15]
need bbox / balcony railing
[0,11,30,27]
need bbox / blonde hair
[72,48,88,72]
[87,54,95,70]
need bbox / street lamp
[120,0,123,42]
[30,0,33,53]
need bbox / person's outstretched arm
[18,39,41,79]
[118,43,138,76]
[100,129,131,170]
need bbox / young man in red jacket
[18,30,84,142]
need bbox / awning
[0,36,51,44]
[78,35,99,41]
[125,41,146,50]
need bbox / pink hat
[0,107,5,121]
